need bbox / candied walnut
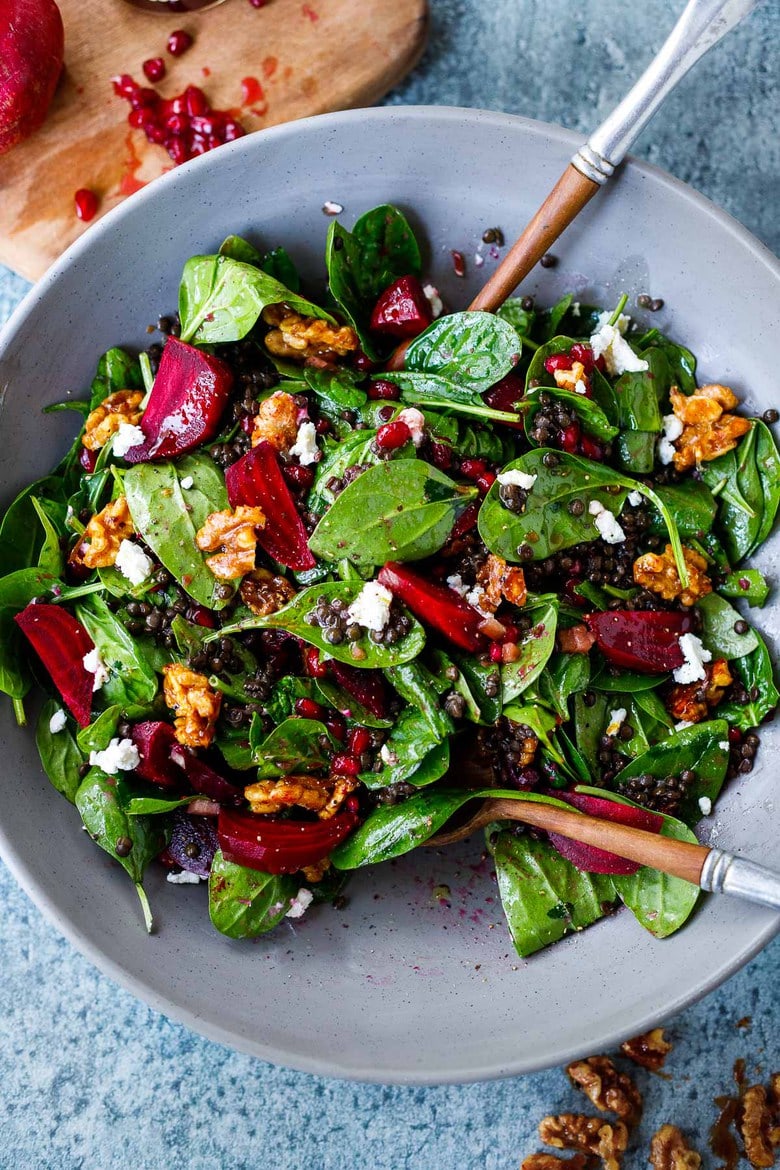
[566,1056,642,1126]
[669,385,751,471]
[522,1156,596,1170]
[538,1115,628,1170]
[620,1028,672,1071]
[740,1086,775,1169]
[69,495,135,570]
[668,658,733,724]
[262,303,359,362]
[240,568,296,616]
[163,664,221,749]
[195,505,266,579]
[649,1125,701,1170]
[632,543,711,607]
[82,390,144,451]
[553,360,587,393]
[251,390,300,452]
[558,623,597,654]
[473,554,527,613]
[244,774,357,820]
[671,383,739,423]
[301,857,331,883]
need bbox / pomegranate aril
[167,29,193,56]
[282,463,315,490]
[489,643,503,663]
[143,57,166,83]
[345,795,360,814]
[569,343,595,372]
[430,441,453,471]
[129,86,158,111]
[167,139,188,165]
[544,353,573,373]
[295,697,326,721]
[223,121,245,142]
[348,727,371,756]
[376,420,412,451]
[304,647,328,678]
[166,113,188,135]
[460,458,487,481]
[325,713,347,742]
[79,444,98,472]
[112,74,139,98]
[476,471,496,494]
[184,86,208,116]
[74,189,98,222]
[146,125,166,145]
[331,753,361,777]
[579,435,604,461]
[187,605,216,628]
[367,380,400,401]
[560,422,581,453]
[353,350,377,373]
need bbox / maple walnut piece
[566,1056,642,1126]
[553,360,588,393]
[163,664,222,749]
[244,774,358,820]
[301,857,332,883]
[620,1028,672,1071]
[82,390,145,451]
[538,1115,629,1170]
[475,553,528,612]
[239,568,297,616]
[668,384,751,472]
[262,303,359,361]
[250,390,301,453]
[740,1086,776,1169]
[522,1156,596,1170]
[195,505,266,580]
[668,658,733,724]
[69,495,135,570]
[633,543,712,608]
[649,1125,701,1170]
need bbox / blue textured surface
[0,1,778,1165]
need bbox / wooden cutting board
[0,0,428,281]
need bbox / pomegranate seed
[187,605,215,628]
[184,85,208,116]
[345,794,360,813]
[544,353,573,373]
[128,109,146,129]
[560,422,581,453]
[728,727,743,744]
[295,697,326,720]
[367,379,400,401]
[348,727,371,755]
[476,471,496,494]
[112,74,138,98]
[143,57,166,83]
[502,623,519,643]
[304,647,328,678]
[430,441,453,471]
[460,458,487,481]
[79,445,98,472]
[451,250,466,277]
[129,86,158,111]
[167,139,189,165]
[282,463,315,490]
[376,420,412,451]
[190,115,215,136]
[166,113,188,135]
[170,95,186,114]
[74,188,98,222]
[450,501,480,540]
[314,418,331,435]
[353,350,377,373]
[489,643,503,663]
[569,343,595,373]
[167,29,193,56]
[146,125,166,145]
[223,121,245,142]
[325,713,346,742]
[377,405,395,422]
[331,753,361,776]
[579,435,604,461]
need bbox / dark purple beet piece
[167,810,218,877]
[170,745,243,806]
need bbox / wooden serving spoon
[387,0,762,369]
[426,798,780,913]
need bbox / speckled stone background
[0,2,778,1167]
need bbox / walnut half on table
[566,1056,642,1126]
[648,1124,701,1170]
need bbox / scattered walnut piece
[633,543,712,607]
[522,1155,596,1170]
[474,553,527,612]
[82,390,144,451]
[69,495,135,570]
[668,658,733,724]
[240,568,296,616]
[566,1056,642,1126]
[244,774,357,820]
[620,1028,672,1072]
[538,1115,628,1170]
[769,1074,780,1147]
[648,1125,701,1170]
[669,384,751,471]
[163,664,222,749]
[251,389,301,452]
[195,505,266,579]
[553,360,587,393]
[262,303,359,361]
[301,857,331,883]
[740,1086,776,1169]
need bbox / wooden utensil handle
[467,166,599,314]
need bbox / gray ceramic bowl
[1,107,778,1084]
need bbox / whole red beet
[0,0,64,156]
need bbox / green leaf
[539,295,573,342]
[384,661,454,739]
[536,651,591,720]
[646,480,717,540]
[496,298,536,347]
[125,794,196,816]
[88,347,143,411]
[501,599,558,703]
[0,475,67,574]
[252,717,336,780]
[303,365,368,412]
[717,632,780,732]
[696,593,758,659]
[361,706,451,789]
[428,649,501,724]
[76,705,122,754]
[403,312,520,394]
[526,388,618,445]
[208,849,297,939]
[309,461,476,567]
[30,497,65,575]
[640,334,697,394]
[178,253,333,345]
[573,691,609,774]
[125,452,239,610]
[612,720,730,826]
[702,422,780,563]
[0,608,32,701]
[75,596,158,708]
[719,569,770,608]
[35,700,84,803]
[612,816,700,938]
[218,234,263,266]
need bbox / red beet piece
[328,660,390,718]
[124,337,233,462]
[217,808,358,874]
[167,810,218,878]
[170,744,243,807]
[131,721,181,789]
[79,445,97,473]
[225,441,315,571]
[377,561,486,652]
[586,609,692,674]
[0,0,64,156]
[548,791,664,875]
[14,602,94,727]
[369,275,433,339]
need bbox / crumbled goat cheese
[673,633,712,684]
[89,737,141,773]
[286,887,314,919]
[627,490,643,506]
[595,310,631,335]
[474,252,485,268]
[466,586,492,618]
[718,741,729,751]
[322,200,343,216]
[346,580,393,632]
[289,420,319,466]
[698,796,713,817]
[83,648,110,691]
[167,870,204,885]
[675,720,695,731]
[572,302,581,318]
[497,469,537,490]
[446,574,468,598]
[423,283,444,319]
[590,322,648,376]
[574,379,588,395]
[658,412,684,465]
[113,423,146,457]
[657,437,676,465]
[605,707,627,737]
[114,539,154,587]
[180,475,194,489]
[397,407,426,447]
[588,499,626,544]
[49,708,67,733]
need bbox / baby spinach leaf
[307,429,388,515]
[215,580,426,669]
[361,706,450,789]
[0,475,67,573]
[178,254,333,345]
[377,371,491,411]
[640,335,697,395]
[403,312,519,395]
[125,452,239,610]
[702,423,780,562]
[309,461,477,567]
[76,705,122,754]
[261,246,301,292]
[30,497,65,575]
[501,599,558,703]
[88,347,144,411]
[75,596,159,708]
[525,388,619,445]
[36,699,84,803]
[612,720,730,826]
[612,347,666,437]
[588,663,663,692]
[208,849,296,939]
[384,661,454,739]
[536,651,591,720]
[646,480,717,540]
[717,632,779,732]
[252,717,336,780]
[125,794,195,816]
[611,815,700,938]
[448,650,502,724]
[303,365,368,412]
[719,569,770,608]
[218,234,263,266]
[487,829,616,958]
[215,726,255,772]
[696,593,758,659]
[0,608,31,702]
[538,294,573,342]
[573,692,609,773]
[497,298,536,347]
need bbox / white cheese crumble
[49,708,67,733]
[397,407,426,448]
[322,200,343,216]
[167,870,204,885]
[718,741,729,751]
[180,475,194,489]
[346,580,393,632]
[673,633,712,684]
[465,586,492,619]
[113,423,146,457]
[588,499,626,544]
[423,283,443,319]
[446,574,468,598]
[289,420,319,466]
[82,648,110,692]
[657,413,684,465]
[595,309,631,335]
[675,720,695,731]
[114,539,154,587]
[474,252,485,268]
[590,322,648,377]
[286,887,314,919]
[89,737,141,773]
[497,469,537,490]
[574,379,588,396]
[571,302,581,318]
[698,796,713,817]
[605,707,627,737]
[627,490,643,506]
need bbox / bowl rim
[1,104,778,1085]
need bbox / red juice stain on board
[202,66,211,78]
[302,3,319,21]
[119,131,146,196]
[262,56,278,80]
